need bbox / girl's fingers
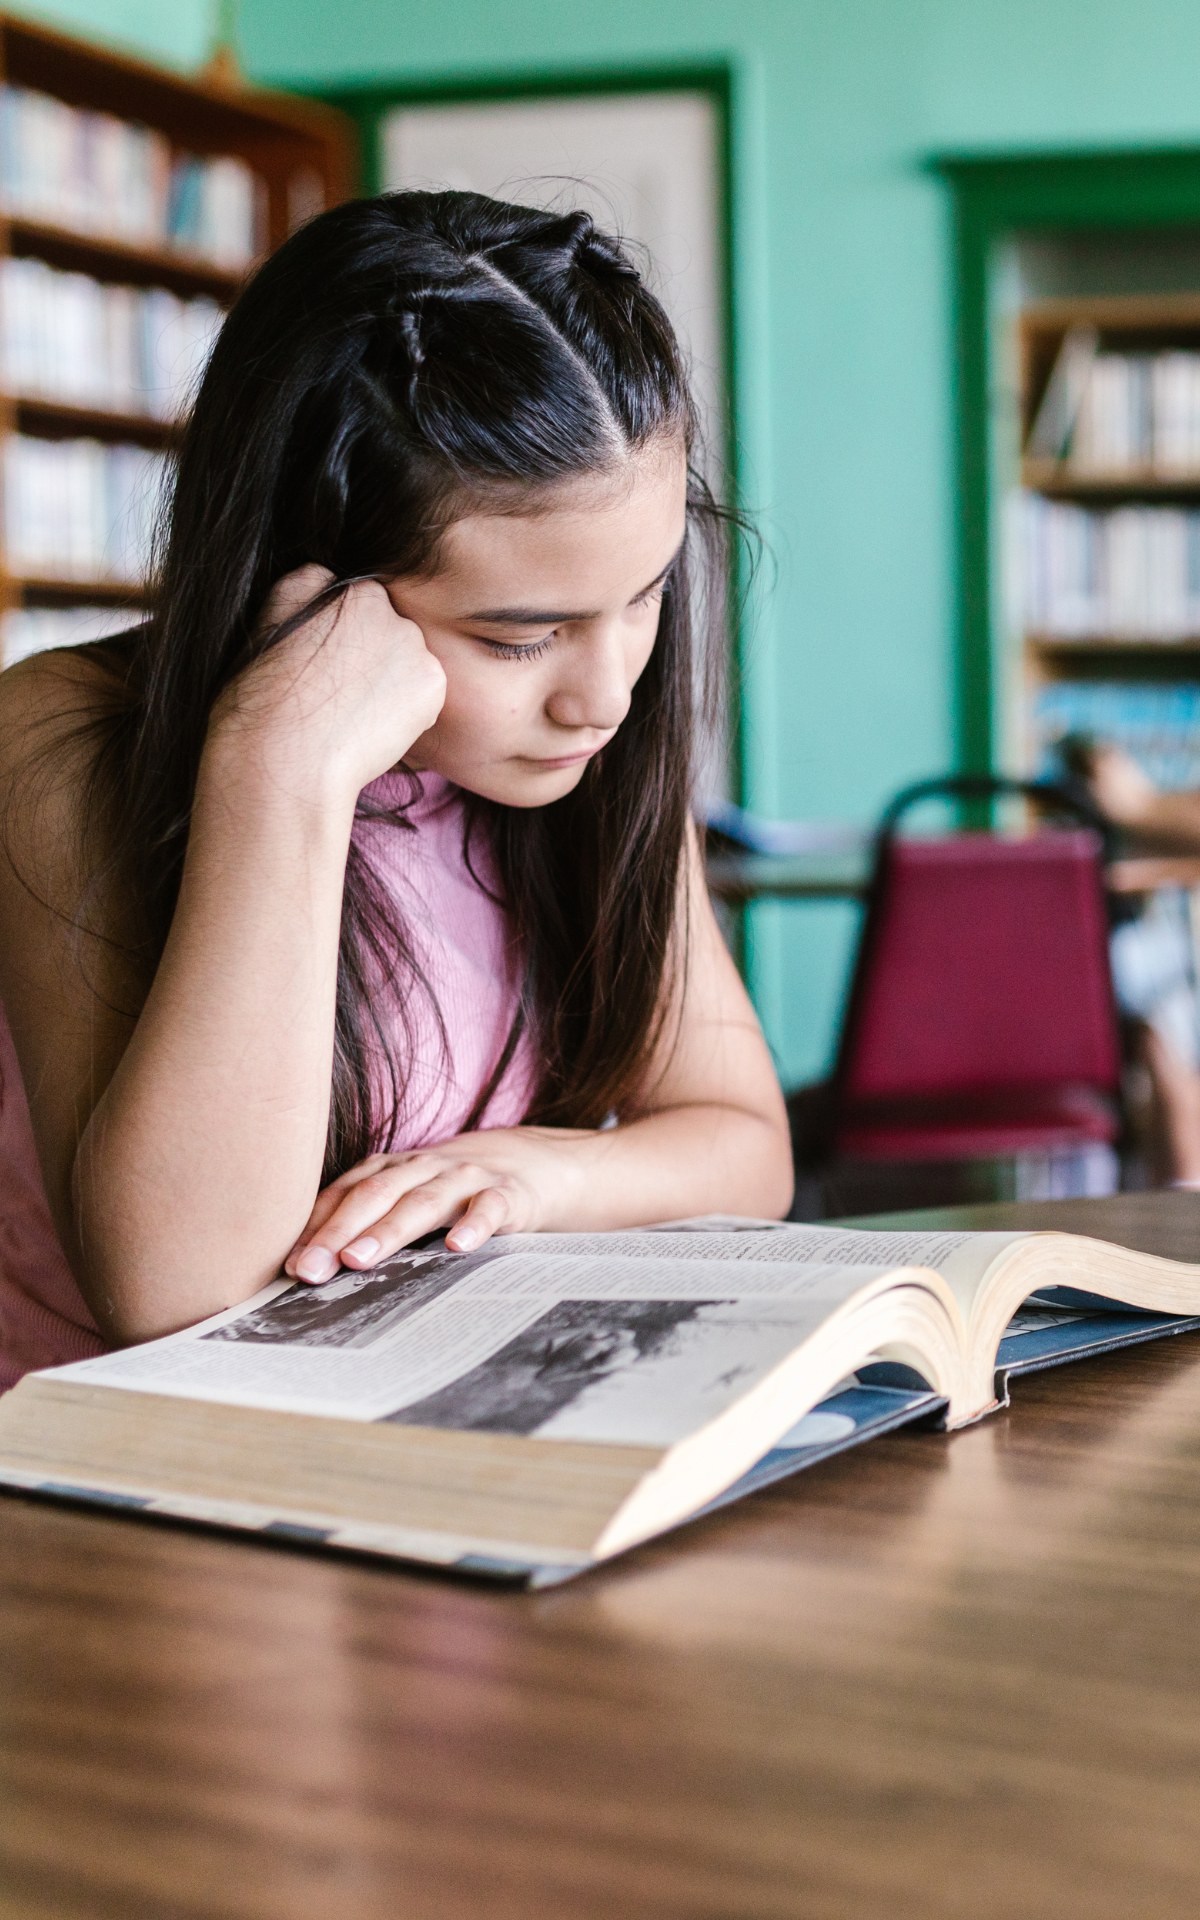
[291,1183,352,1247]
[285,1156,443,1273]
[342,1175,513,1268]
[288,1156,407,1253]
[287,1161,510,1280]
[444,1185,513,1252]
[260,563,336,632]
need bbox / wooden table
[705,847,872,903]
[5,1191,1200,1918]
[704,846,1200,905]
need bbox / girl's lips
[524,744,608,770]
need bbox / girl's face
[387,437,688,807]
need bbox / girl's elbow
[763,1140,795,1220]
[742,1110,794,1220]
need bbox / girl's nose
[545,632,632,733]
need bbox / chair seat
[834,1083,1119,1161]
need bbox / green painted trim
[933,146,1200,778]
[314,59,736,114]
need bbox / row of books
[1016,494,1200,638]
[0,604,142,665]
[0,256,222,419]
[1028,328,1200,473]
[0,85,265,269]
[3,435,166,583]
[1035,681,1200,790]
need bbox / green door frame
[933,146,1200,778]
[316,61,754,810]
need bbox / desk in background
[705,844,1200,906]
[705,845,871,903]
[3,1190,1200,1918]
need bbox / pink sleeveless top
[0,771,536,1390]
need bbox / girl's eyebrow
[463,543,684,626]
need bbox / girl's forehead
[430,446,688,609]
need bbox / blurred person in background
[1074,739,1200,1185]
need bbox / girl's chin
[438,756,591,808]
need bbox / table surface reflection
[4,1191,1200,1918]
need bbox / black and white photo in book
[204,1244,509,1350]
[382,1295,824,1441]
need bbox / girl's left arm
[286,823,792,1281]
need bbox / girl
[0,191,792,1387]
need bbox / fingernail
[344,1237,380,1265]
[450,1226,477,1250]
[295,1247,336,1283]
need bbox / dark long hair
[69,191,730,1179]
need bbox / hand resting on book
[285,1126,596,1281]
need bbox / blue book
[2,1218,1198,1584]
[1036,680,1200,790]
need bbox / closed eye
[631,582,667,609]
[476,569,671,659]
[481,635,555,661]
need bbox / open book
[1,1216,1198,1585]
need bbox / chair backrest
[836,777,1122,1103]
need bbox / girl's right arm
[0,570,445,1344]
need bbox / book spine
[0,253,221,418]
[1023,493,1200,639]
[1,432,165,583]
[0,602,146,662]
[0,83,265,267]
[1035,677,1200,788]
[1059,346,1200,476]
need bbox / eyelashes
[479,582,669,663]
[483,636,554,662]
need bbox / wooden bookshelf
[1022,458,1200,498]
[17,576,152,608]
[5,216,248,297]
[1016,289,1200,779]
[8,396,182,448]
[0,13,356,647]
[1028,634,1200,658]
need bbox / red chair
[797,776,1122,1203]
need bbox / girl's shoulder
[0,625,133,699]
[0,633,135,767]
[0,634,137,891]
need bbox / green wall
[25,0,1200,1084]
[12,0,213,68]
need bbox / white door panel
[382,92,726,469]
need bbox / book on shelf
[1028,329,1200,474]
[2,1216,1199,1584]
[1016,493,1200,638]
[1036,681,1200,791]
[0,84,266,269]
[2,433,165,584]
[1027,325,1098,461]
[0,605,145,664]
[0,255,222,419]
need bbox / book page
[571,1223,1029,1302]
[46,1239,941,1443]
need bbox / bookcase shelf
[1021,458,1200,499]
[7,397,179,447]
[1015,285,1200,784]
[1028,633,1200,654]
[17,576,150,607]
[934,150,1200,798]
[5,216,247,299]
[0,12,356,657]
